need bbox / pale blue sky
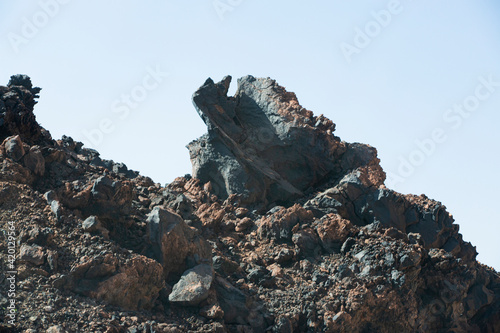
[1,1,499,269]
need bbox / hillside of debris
[0,74,498,332]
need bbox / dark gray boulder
[188,75,383,207]
[168,264,214,306]
[0,75,44,144]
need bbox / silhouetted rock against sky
[0,74,45,144]
[188,75,381,208]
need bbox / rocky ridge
[0,74,498,332]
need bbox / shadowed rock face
[188,75,383,208]
[0,74,45,144]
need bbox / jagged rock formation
[0,75,499,332]
[188,76,382,208]
[0,75,44,144]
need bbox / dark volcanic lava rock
[305,167,477,260]
[0,74,45,144]
[188,75,384,208]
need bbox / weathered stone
[82,215,101,232]
[188,76,381,207]
[257,204,314,241]
[47,250,58,272]
[0,75,44,144]
[212,255,241,275]
[235,207,249,218]
[50,200,62,221]
[82,215,109,238]
[85,175,133,218]
[23,145,45,176]
[63,254,164,311]
[166,193,195,219]
[58,180,92,209]
[43,190,56,204]
[3,135,25,161]
[274,247,295,264]
[195,202,225,229]
[214,277,250,324]
[147,207,212,280]
[292,228,321,258]
[19,244,45,265]
[169,264,214,306]
[341,237,356,254]
[27,226,54,246]
[235,217,253,232]
[90,256,164,310]
[316,214,355,253]
[0,157,34,184]
[306,169,477,261]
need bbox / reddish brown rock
[62,253,164,311]
[90,256,164,311]
[316,214,356,253]
[257,204,314,241]
[19,244,45,265]
[147,207,212,280]
[23,145,45,176]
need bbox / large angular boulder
[2,135,25,161]
[56,253,164,311]
[188,75,383,207]
[89,256,164,311]
[169,264,214,306]
[23,145,45,176]
[147,206,212,280]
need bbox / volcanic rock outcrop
[189,76,476,260]
[188,75,382,208]
[0,74,499,332]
